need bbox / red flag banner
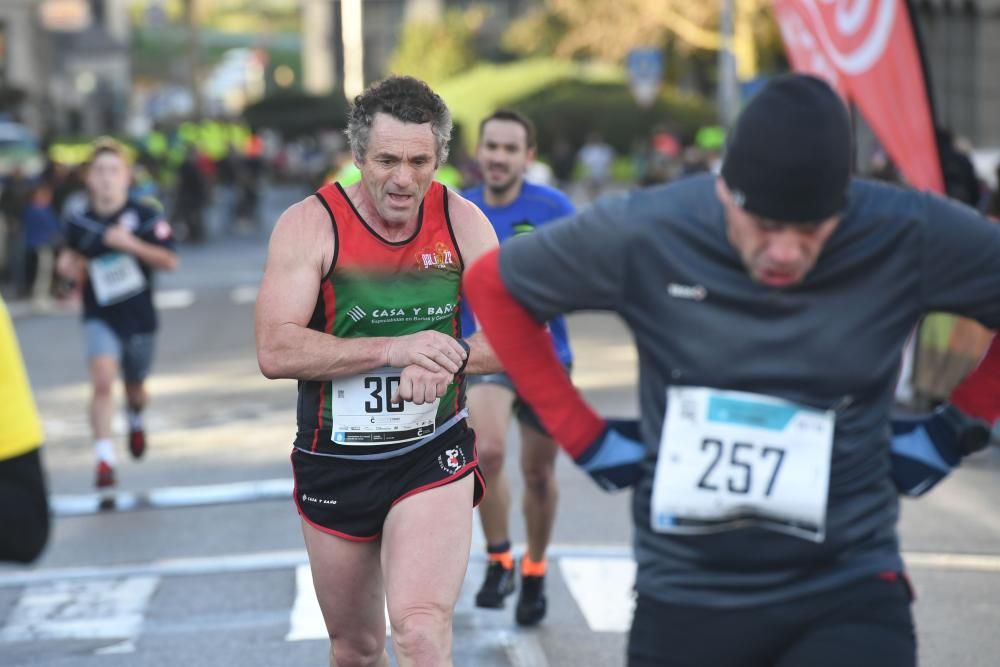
[772,0,944,193]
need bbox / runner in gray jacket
[465,74,1000,667]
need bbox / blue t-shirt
[462,181,574,365]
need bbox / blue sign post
[627,48,664,109]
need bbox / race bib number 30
[330,368,438,445]
[651,386,834,542]
[89,253,147,306]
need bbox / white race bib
[330,368,438,445]
[89,253,147,306]
[651,386,834,542]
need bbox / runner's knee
[389,603,451,662]
[521,462,556,496]
[92,376,115,397]
[476,436,506,476]
[329,633,386,667]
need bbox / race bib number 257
[651,386,834,542]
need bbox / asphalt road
[2,186,998,666]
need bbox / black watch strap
[456,338,471,375]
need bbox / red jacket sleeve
[950,334,1000,425]
[464,249,605,457]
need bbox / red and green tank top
[295,181,466,457]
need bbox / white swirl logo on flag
[775,6,841,87]
[802,0,896,75]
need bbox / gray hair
[346,75,452,165]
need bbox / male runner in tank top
[255,76,501,667]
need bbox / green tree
[388,8,484,85]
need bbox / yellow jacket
[0,297,43,460]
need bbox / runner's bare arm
[55,248,86,281]
[103,225,178,271]
[256,198,467,381]
[450,191,503,375]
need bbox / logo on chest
[415,241,458,271]
[343,303,456,325]
[667,283,708,301]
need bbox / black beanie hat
[720,74,852,223]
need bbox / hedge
[512,80,716,156]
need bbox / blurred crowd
[866,127,1000,219]
[2,118,996,307]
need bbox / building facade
[0,0,130,137]
[913,0,1000,148]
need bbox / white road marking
[286,565,327,642]
[559,557,636,633]
[0,550,308,589]
[287,564,391,642]
[0,546,633,589]
[50,478,294,517]
[904,552,1000,572]
[230,285,258,304]
[496,630,551,667]
[153,289,196,310]
[0,576,158,646]
[3,546,999,597]
[95,639,137,654]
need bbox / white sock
[127,410,144,431]
[95,438,116,465]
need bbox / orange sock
[521,555,547,577]
[488,550,514,570]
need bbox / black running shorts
[291,420,485,541]
[628,572,915,667]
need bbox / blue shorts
[84,319,156,384]
[466,365,572,436]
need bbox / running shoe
[475,561,516,608]
[128,428,146,459]
[95,460,116,489]
[515,570,547,626]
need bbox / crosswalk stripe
[153,289,196,310]
[230,285,259,304]
[286,565,327,641]
[0,576,158,648]
[287,565,391,642]
[559,558,636,633]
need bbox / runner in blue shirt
[461,110,574,625]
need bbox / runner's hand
[391,364,453,405]
[386,331,467,373]
[575,419,645,492]
[103,224,138,252]
[890,403,992,496]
